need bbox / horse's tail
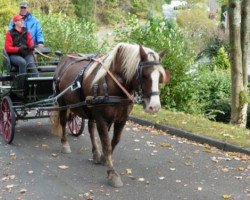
[50,109,63,137]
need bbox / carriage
[0,47,85,144]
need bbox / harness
[53,54,161,109]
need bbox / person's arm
[35,20,44,47]
[4,31,19,54]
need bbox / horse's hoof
[100,155,108,166]
[61,142,71,154]
[93,152,101,164]
[107,170,123,188]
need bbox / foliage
[35,12,100,54]
[197,36,229,60]
[115,16,198,113]
[0,0,18,27]
[28,0,75,16]
[193,68,231,118]
[71,0,94,21]
[210,46,231,70]
[177,8,219,53]
[95,0,126,26]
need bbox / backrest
[3,49,11,71]
[2,49,18,73]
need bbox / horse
[51,42,170,187]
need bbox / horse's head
[136,45,170,114]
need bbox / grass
[130,104,250,148]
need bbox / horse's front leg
[111,121,126,152]
[96,119,123,187]
[88,120,101,164]
[60,110,71,153]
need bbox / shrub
[115,16,199,113]
[177,8,219,53]
[36,12,100,54]
[193,68,231,118]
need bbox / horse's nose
[148,104,161,114]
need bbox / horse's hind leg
[111,121,126,152]
[88,120,101,164]
[60,109,71,153]
[96,119,123,188]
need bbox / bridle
[135,60,161,103]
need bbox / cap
[19,2,29,8]
[13,14,23,22]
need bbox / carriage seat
[3,49,19,72]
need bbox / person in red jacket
[5,14,38,76]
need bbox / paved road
[0,118,249,200]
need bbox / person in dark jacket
[8,2,44,47]
[5,14,39,76]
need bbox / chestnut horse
[51,43,170,187]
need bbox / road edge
[129,116,250,155]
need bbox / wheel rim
[68,114,84,136]
[1,96,15,144]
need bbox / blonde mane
[84,43,165,85]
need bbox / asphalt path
[0,118,249,200]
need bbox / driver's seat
[3,49,19,73]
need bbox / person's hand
[29,46,35,51]
[19,45,28,56]
[37,43,44,48]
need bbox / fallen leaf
[20,189,27,194]
[9,175,15,180]
[138,178,145,182]
[185,162,192,166]
[221,168,229,172]
[160,143,172,148]
[223,194,232,199]
[6,184,14,189]
[238,167,245,171]
[1,177,9,181]
[126,168,132,175]
[10,153,16,160]
[58,165,69,169]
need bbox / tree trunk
[229,0,248,127]
[241,0,250,87]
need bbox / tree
[228,0,249,127]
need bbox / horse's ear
[160,69,170,84]
[139,45,148,61]
[159,49,167,60]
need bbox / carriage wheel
[1,96,16,144]
[67,114,84,137]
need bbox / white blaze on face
[144,69,161,114]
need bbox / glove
[19,45,28,57]
[29,46,35,51]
